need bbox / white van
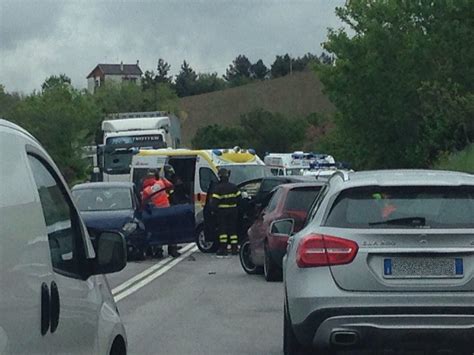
[264,152,335,176]
[0,119,127,354]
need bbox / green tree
[0,85,21,118]
[156,58,172,84]
[175,61,198,97]
[240,109,307,156]
[250,59,269,80]
[224,55,253,86]
[270,54,292,78]
[93,81,146,114]
[10,83,101,182]
[194,73,227,95]
[191,124,246,149]
[318,0,474,169]
[41,74,72,92]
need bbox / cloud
[0,0,345,93]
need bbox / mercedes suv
[283,170,474,354]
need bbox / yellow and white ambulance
[130,147,268,252]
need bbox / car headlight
[122,222,138,233]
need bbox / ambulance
[264,152,335,176]
[130,147,268,252]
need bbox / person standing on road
[210,168,241,257]
[141,168,181,258]
[141,169,173,209]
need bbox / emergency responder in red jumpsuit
[141,169,181,257]
[210,168,241,256]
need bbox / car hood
[79,209,135,231]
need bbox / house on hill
[86,61,142,93]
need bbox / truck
[96,111,181,182]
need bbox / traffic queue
[73,147,344,264]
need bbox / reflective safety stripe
[217,204,237,208]
[230,235,238,240]
[219,235,228,242]
[230,235,238,244]
[212,191,241,199]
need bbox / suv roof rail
[331,170,351,182]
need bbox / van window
[28,155,85,278]
[200,167,218,192]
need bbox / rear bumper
[292,306,474,351]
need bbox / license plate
[383,257,463,279]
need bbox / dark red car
[240,182,325,281]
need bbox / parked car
[72,181,196,260]
[0,119,127,354]
[240,182,325,281]
[72,182,148,260]
[283,170,474,354]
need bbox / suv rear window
[284,187,322,212]
[325,186,474,229]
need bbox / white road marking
[112,243,196,295]
[114,245,199,302]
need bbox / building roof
[86,63,143,78]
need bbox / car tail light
[296,234,358,268]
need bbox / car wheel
[264,242,282,282]
[239,239,263,274]
[196,225,218,253]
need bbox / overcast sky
[0,0,345,94]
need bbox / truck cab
[98,111,181,182]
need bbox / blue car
[72,182,195,260]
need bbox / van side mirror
[270,218,295,237]
[91,231,127,275]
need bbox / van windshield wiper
[369,216,426,227]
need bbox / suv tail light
[296,234,358,268]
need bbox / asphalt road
[107,244,283,355]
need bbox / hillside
[178,71,335,145]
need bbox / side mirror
[270,218,295,237]
[91,231,127,275]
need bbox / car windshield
[325,186,474,229]
[284,186,322,212]
[72,187,132,211]
[221,164,270,185]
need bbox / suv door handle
[41,282,50,336]
[50,281,60,333]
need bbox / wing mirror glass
[91,231,127,275]
[270,218,295,237]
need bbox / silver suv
[283,170,474,354]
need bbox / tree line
[191,0,474,172]
[145,52,333,97]
[2,0,473,183]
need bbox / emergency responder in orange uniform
[210,168,241,256]
[141,169,181,257]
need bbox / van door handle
[50,281,60,333]
[41,282,50,336]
